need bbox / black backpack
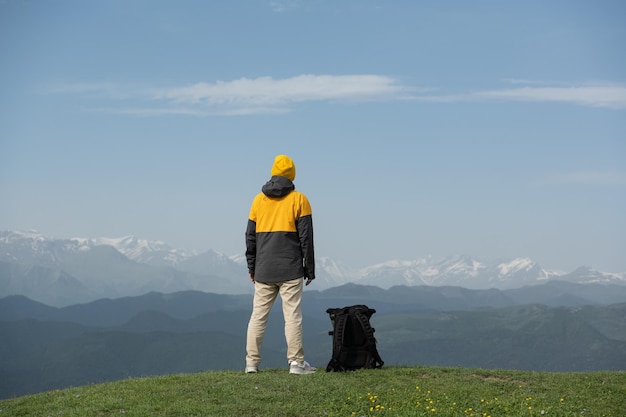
[326,304,384,372]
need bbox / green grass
[1,366,625,417]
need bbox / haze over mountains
[1,230,624,307]
[2,285,626,399]
[2,230,626,399]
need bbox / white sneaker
[245,365,258,373]
[289,360,316,374]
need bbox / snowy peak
[357,255,489,287]
[434,255,488,278]
[319,253,624,290]
[497,257,536,276]
[359,259,423,286]
[315,257,358,287]
[229,253,247,265]
[0,230,47,242]
[69,235,195,266]
[565,266,626,285]
[0,230,197,269]
[0,230,50,253]
[1,230,624,306]
[0,230,70,266]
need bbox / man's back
[244,155,317,374]
[246,167,314,284]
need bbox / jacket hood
[262,175,295,198]
[270,155,296,181]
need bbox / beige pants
[246,277,304,366]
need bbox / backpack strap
[351,307,384,369]
[326,307,350,371]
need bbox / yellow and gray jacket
[245,175,315,283]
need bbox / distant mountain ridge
[4,280,626,325]
[1,230,624,306]
[1,287,625,399]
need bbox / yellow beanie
[271,155,296,181]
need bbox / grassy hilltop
[1,366,625,417]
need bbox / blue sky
[1,0,625,272]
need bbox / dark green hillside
[0,294,58,320]
[375,304,626,371]
[1,327,284,398]
[580,302,626,341]
[304,283,515,314]
[116,309,330,352]
[1,291,625,400]
[54,290,252,326]
[0,309,330,398]
[506,280,626,306]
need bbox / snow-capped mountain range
[1,230,624,307]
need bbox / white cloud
[477,86,626,109]
[153,74,408,105]
[50,77,626,116]
[51,74,412,116]
[85,106,291,117]
[417,84,626,109]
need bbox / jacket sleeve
[245,219,257,274]
[296,214,315,280]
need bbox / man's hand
[249,273,255,284]
[305,277,314,286]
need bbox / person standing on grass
[244,154,316,375]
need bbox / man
[244,154,316,375]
